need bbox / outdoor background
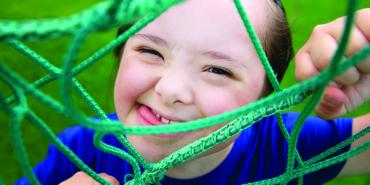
[0,0,369,184]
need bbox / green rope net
[0,0,369,184]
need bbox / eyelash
[205,66,233,77]
[137,47,164,60]
[136,47,233,77]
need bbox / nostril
[173,100,182,104]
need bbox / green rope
[0,79,41,185]
[0,0,369,184]
[93,132,142,182]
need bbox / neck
[165,142,234,179]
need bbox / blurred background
[0,0,369,184]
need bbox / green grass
[0,0,369,184]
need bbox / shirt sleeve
[14,126,96,185]
[282,113,353,184]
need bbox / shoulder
[57,125,95,146]
[233,113,354,183]
[257,112,353,133]
[236,112,353,159]
[58,113,119,145]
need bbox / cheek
[114,60,156,114]
[197,80,264,117]
[197,89,254,117]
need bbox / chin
[126,134,183,162]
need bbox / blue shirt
[16,113,352,185]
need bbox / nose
[154,68,194,106]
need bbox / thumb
[316,86,346,119]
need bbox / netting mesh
[0,0,369,184]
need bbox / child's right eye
[137,47,164,60]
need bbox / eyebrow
[203,51,235,62]
[202,50,247,69]
[133,33,169,48]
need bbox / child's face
[114,0,268,162]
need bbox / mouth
[137,104,183,126]
[137,104,189,138]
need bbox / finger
[343,24,370,74]
[59,172,120,185]
[353,9,370,73]
[343,25,368,56]
[59,171,94,185]
[308,29,360,85]
[340,74,370,112]
[318,74,370,119]
[99,173,120,185]
[355,56,370,74]
[349,23,370,74]
[295,49,319,81]
[321,13,370,74]
[316,86,346,119]
[355,8,370,41]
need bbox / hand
[59,171,120,185]
[295,8,370,119]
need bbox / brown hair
[114,0,293,95]
[262,1,293,95]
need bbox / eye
[137,47,164,60]
[205,66,233,77]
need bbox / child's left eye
[205,66,233,77]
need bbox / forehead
[138,0,269,50]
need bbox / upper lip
[146,104,184,122]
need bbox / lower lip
[137,104,188,138]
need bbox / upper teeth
[161,117,171,124]
[155,113,172,124]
